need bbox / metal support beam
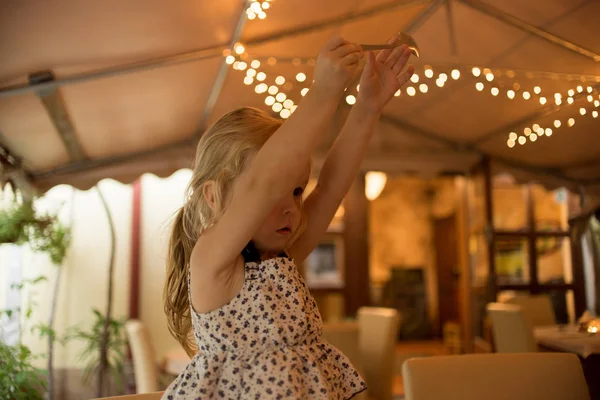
[459,0,600,62]
[195,1,249,138]
[30,71,87,162]
[403,0,444,34]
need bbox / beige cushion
[505,294,557,328]
[90,392,164,400]
[486,302,537,353]
[125,320,160,393]
[402,353,589,400]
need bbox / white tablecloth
[534,325,600,358]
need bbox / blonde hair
[164,107,289,356]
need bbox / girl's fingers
[334,43,362,58]
[392,47,413,75]
[324,35,347,51]
[385,44,408,70]
[341,51,364,66]
[397,65,415,87]
[376,34,400,64]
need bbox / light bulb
[524,127,532,136]
[410,74,419,83]
[235,43,245,55]
[539,97,547,105]
[365,171,387,201]
[247,10,256,19]
[296,73,306,82]
[346,95,356,105]
[436,79,445,88]
[593,111,599,118]
[472,67,481,77]
[476,82,484,91]
[258,11,267,19]
[518,136,526,145]
[588,95,594,102]
[507,90,515,99]
[491,87,499,96]
[256,72,266,81]
[272,103,283,113]
[530,134,538,142]
[225,55,235,65]
[523,91,531,100]
[246,68,256,77]
[280,109,291,119]
[534,86,541,94]
[580,108,587,115]
[509,132,517,140]
[545,128,553,136]
[262,1,270,9]
[283,99,294,109]
[251,60,261,69]
[554,93,562,99]
[394,90,401,97]
[588,86,593,93]
[250,2,262,12]
[595,100,600,107]
[554,120,561,128]
[568,118,575,127]
[243,76,253,85]
[577,85,583,93]
[407,87,416,96]
[424,68,433,78]
[451,69,460,80]
[275,76,285,85]
[301,88,309,96]
[265,96,275,106]
[439,73,448,82]
[568,89,575,97]
[268,85,278,95]
[276,92,286,102]
[486,73,494,82]
[507,139,516,148]
[555,98,562,105]
[419,83,428,93]
[567,97,574,104]
[532,124,540,131]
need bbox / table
[535,325,600,400]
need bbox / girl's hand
[356,34,415,114]
[312,35,363,96]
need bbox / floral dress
[162,246,366,399]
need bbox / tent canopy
[1,0,599,197]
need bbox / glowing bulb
[233,61,240,70]
[524,127,532,136]
[291,105,298,113]
[235,43,245,55]
[532,124,540,131]
[356,85,360,92]
[507,139,516,148]
[436,79,445,88]
[243,76,253,85]
[225,55,235,64]
[262,1,270,9]
[247,10,256,19]
[554,120,561,128]
[472,67,481,77]
[265,96,275,106]
[595,100,600,107]
[530,134,538,142]
[491,87,499,96]
[577,85,583,93]
[424,68,433,78]
[258,11,267,19]
[451,69,460,80]
[365,171,387,201]
[256,72,266,81]
[567,97,574,104]
[410,74,419,83]
[283,99,294,109]
[419,83,428,93]
[280,109,291,119]
[272,103,283,113]
[568,89,575,96]
[251,60,261,69]
[346,95,356,105]
[268,85,278,95]
[250,2,261,12]
[580,108,587,115]
[523,91,531,100]
[588,86,593,93]
[394,90,401,97]
[545,128,553,136]
[568,118,575,127]
[593,111,599,118]
[476,82,484,91]
[534,86,541,94]
[275,76,285,85]
[539,97,547,105]
[276,92,286,102]
[509,132,517,140]
[246,69,256,77]
[555,98,562,105]
[407,86,416,96]
[518,136,526,145]
[486,73,494,82]
[439,73,448,82]
[507,90,515,99]
[537,127,544,135]
[301,88,309,96]
[554,93,562,99]
[588,95,594,102]
[255,83,268,94]
[296,73,306,82]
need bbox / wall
[0,180,132,369]
[368,176,457,329]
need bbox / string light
[407,87,416,96]
[524,127,532,136]
[451,69,460,80]
[588,86,593,93]
[507,138,516,148]
[518,136,526,145]
[301,88,309,96]
[472,67,481,77]
[539,96,547,105]
[280,109,291,119]
[568,89,575,96]
[530,133,538,142]
[251,60,261,69]
[243,76,253,85]
[507,90,515,99]
[256,72,266,81]
[268,85,278,95]
[476,82,484,91]
[577,85,583,93]
[234,43,245,55]
[283,99,294,109]
[410,74,419,84]
[580,107,587,115]
[534,86,541,94]
[545,128,553,136]
[419,83,428,93]
[588,95,594,102]
[593,111,599,118]
[275,76,285,85]
[554,120,561,128]
[394,89,401,97]
[276,92,286,102]
[568,118,575,127]
[523,91,531,100]
[272,103,283,113]
[265,96,275,106]
[567,97,574,104]
[296,73,306,82]
[225,55,235,64]
[346,95,356,105]
[424,68,434,78]
[436,79,445,87]
[486,73,494,82]
[491,87,499,96]
[439,73,448,82]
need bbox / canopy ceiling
[1,0,599,198]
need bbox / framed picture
[303,234,344,289]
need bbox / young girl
[163,34,414,399]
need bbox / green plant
[0,339,47,400]
[66,309,126,394]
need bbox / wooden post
[129,179,142,319]
[343,173,371,317]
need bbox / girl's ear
[202,181,217,211]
